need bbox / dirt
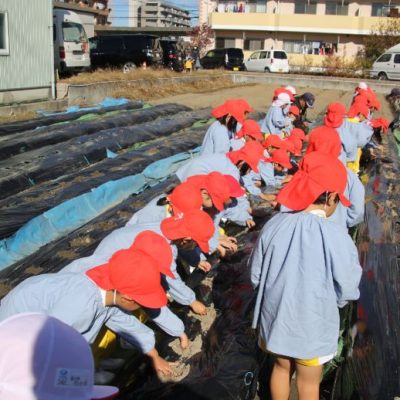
[25,266,44,276]
[70,235,94,247]
[153,84,393,121]
[56,249,78,260]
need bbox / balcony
[209,12,389,35]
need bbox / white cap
[0,313,119,400]
[272,92,292,107]
[285,85,297,95]
[358,82,368,90]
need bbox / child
[281,105,300,137]
[200,100,246,155]
[184,57,193,73]
[230,119,263,150]
[260,92,292,135]
[250,151,362,400]
[306,126,365,229]
[0,246,177,377]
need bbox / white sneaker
[99,358,125,371]
[95,370,115,385]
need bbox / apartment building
[142,1,191,27]
[109,0,190,28]
[200,1,400,59]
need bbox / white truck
[53,9,90,74]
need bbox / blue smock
[0,273,156,353]
[200,120,231,155]
[329,169,365,228]
[336,120,358,162]
[250,211,362,359]
[260,106,286,135]
[176,153,239,182]
[64,223,196,308]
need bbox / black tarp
[0,126,208,239]
[0,107,208,200]
[0,100,144,137]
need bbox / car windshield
[62,22,87,43]
[227,49,243,57]
[274,51,287,59]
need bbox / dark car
[89,34,163,72]
[200,48,245,71]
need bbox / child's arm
[249,234,267,289]
[330,232,362,307]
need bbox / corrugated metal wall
[0,0,53,91]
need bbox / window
[326,1,349,16]
[244,39,263,51]
[0,12,9,56]
[62,22,87,43]
[260,51,268,59]
[273,51,287,59]
[394,54,400,64]
[376,53,392,62]
[295,0,317,14]
[216,37,235,48]
[249,52,259,60]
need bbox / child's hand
[198,260,212,272]
[179,333,190,350]
[282,175,293,184]
[190,300,207,315]
[246,219,256,228]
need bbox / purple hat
[390,88,400,97]
[0,313,119,400]
[302,92,315,108]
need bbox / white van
[53,9,90,74]
[370,43,400,80]
[244,50,290,73]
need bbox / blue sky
[111,0,199,26]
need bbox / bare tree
[362,18,400,65]
[190,23,214,56]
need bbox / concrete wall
[0,0,54,104]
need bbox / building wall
[142,1,191,28]
[0,0,53,102]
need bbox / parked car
[200,48,245,71]
[160,39,183,71]
[53,9,90,75]
[370,44,400,80]
[89,34,163,72]
[244,50,289,73]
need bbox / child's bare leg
[270,356,293,400]
[295,362,322,400]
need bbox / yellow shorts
[258,338,335,366]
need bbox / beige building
[199,0,400,61]
[142,1,191,27]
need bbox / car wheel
[264,67,271,73]
[377,72,388,80]
[123,62,136,73]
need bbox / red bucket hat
[227,141,266,173]
[86,249,167,308]
[211,100,246,124]
[160,209,215,253]
[262,134,285,150]
[186,172,231,211]
[274,87,295,101]
[266,148,292,169]
[347,102,369,119]
[130,231,174,279]
[306,126,341,158]
[290,128,308,142]
[324,102,346,128]
[276,151,351,211]
[285,135,302,156]
[224,174,246,197]
[236,119,263,141]
[289,105,300,117]
[168,181,203,216]
[225,98,254,113]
